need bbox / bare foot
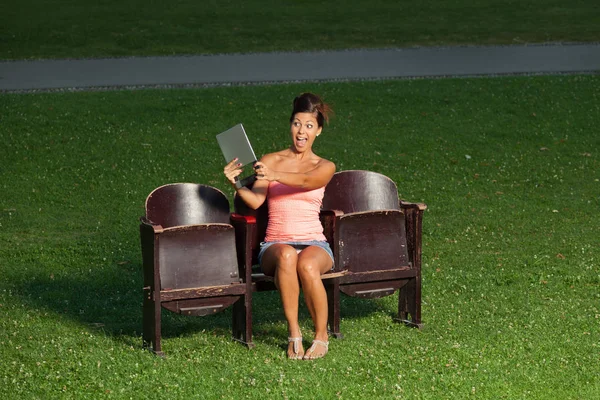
[303,339,328,360]
[287,337,304,360]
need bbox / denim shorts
[258,240,334,266]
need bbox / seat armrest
[230,213,258,246]
[230,213,260,282]
[140,216,163,233]
[400,201,427,211]
[320,209,344,218]
[398,202,425,271]
[230,213,256,225]
[319,209,344,250]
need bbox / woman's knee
[277,246,299,262]
[262,245,298,276]
[297,259,321,280]
[271,245,299,270]
[297,247,332,279]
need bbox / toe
[287,342,304,360]
[303,341,328,360]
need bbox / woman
[224,93,335,360]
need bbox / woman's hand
[253,161,277,182]
[225,158,268,209]
[223,158,243,187]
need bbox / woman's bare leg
[296,246,333,359]
[261,244,303,358]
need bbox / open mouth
[295,137,308,147]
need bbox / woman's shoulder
[259,151,286,164]
[316,159,336,182]
[316,156,335,167]
[261,150,335,172]
[312,155,335,173]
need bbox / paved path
[1,43,599,92]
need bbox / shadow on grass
[15,256,396,348]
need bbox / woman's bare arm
[223,157,268,210]
[254,156,336,190]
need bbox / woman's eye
[307,124,313,129]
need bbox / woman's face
[290,112,322,153]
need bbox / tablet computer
[216,123,258,188]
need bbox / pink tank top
[264,181,326,242]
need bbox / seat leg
[232,291,254,348]
[143,287,164,356]
[397,277,423,329]
[326,279,343,339]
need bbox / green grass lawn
[1,0,600,60]
[1,76,598,398]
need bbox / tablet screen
[216,123,257,166]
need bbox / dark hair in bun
[290,93,333,127]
